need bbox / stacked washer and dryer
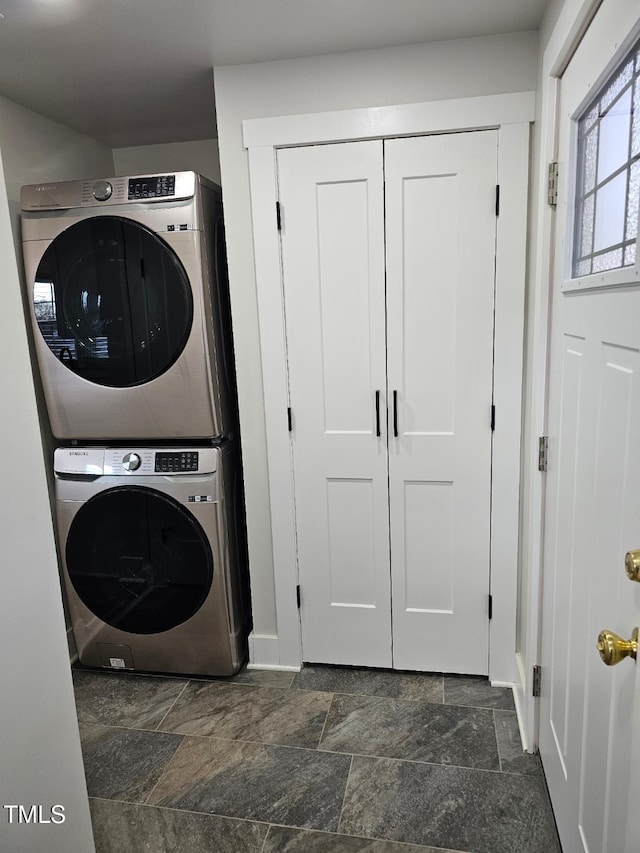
[21,172,250,676]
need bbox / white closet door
[385,132,498,674]
[277,141,391,667]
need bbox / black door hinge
[548,162,559,207]
[491,404,496,432]
[538,436,548,472]
[287,407,293,432]
[488,594,493,620]
[276,201,282,231]
[532,665,542,697]
[296,585,301,608]
[495,185,500,216]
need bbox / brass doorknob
[625,550,640,582]
[597,628,638,666]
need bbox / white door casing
[243,93,531,679]
[276,141,391,666]
[279,132,498,673]
[539,4,640,851]
[385,133,498,674]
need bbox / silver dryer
[21,172,236,441]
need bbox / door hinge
[488,594,493,620]
[532,664,542,697]
[296,584,301,608]
[287,407,293,432]
[495,184,500,216]
[491,404,496,432]
[548,162,559,207]
[538,436,548,472]
[276,201,283,231]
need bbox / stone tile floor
[73,664,562,853]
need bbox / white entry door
[277,131,498,672]
[539,4,640,851]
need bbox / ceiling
[0,0,547,149]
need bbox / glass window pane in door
[626,160,640,243]
[572,40,640,278]
[593,171,627,252]
[597,88,632,182]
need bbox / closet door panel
[385,132,498,674]
[397,171,457,434]
[277,141,391,667]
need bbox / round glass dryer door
[65,487,213,634]
[33,216,193,387]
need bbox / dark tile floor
[73,665,561,853]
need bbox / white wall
[113,138,221,184]
[0,144,96,852]
[0,94,114,250]
[0,95,115,660]
[214,31,539,650]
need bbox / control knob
[122,452,141,472]
[92,179,113,202]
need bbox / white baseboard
[248,632,280,666]
[491,677,532,754]
[513,650,538,754]
[247,631,303,669]
[246,663,301,672]
[512,679,531,753]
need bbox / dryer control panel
[128,174,176,200]
[20,172,196,210]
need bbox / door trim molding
[516,0,616,754]
[244,92,534,680]
[243,92,534,149]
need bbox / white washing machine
[21,172,236,441]
[54,443,249,676]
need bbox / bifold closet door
[384,132,498,674]
[277,141,392,667]
[278,133,497,673]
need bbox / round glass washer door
[33,216,193,387]
[65,487,213,635]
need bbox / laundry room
[2,1,640,852]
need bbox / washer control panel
[122,452,142,471]
[155,451,199,472]
[92,179,113,201]
[105,449,156,474]
[54,447,217,476]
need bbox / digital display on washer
[128,175,175,200]
[155,451,199,472]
